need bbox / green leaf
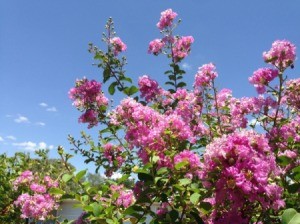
[92,202,103,217]
[168,210,179,221]
[103,68,111,83]
[287,183,300,194]
[190,193,200,205]
[175,161,189,170]
[123,86,139,96]
[199,202,212,215]
[138,173,153,182]
[165,81,175,86]
[49,187,65,195]
[75,169,87,182]
[108,81,118,95]
[190,211,205,224]
[123,205,144,216]
[277,156,292,166]
[179,178,191,186]
[157,167,168,175]
[176,82,187,88]
[282,208,300,224]
[291,166,300,181]
[62,174,73,183]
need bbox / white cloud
[0,136,4,142]
[111,172,123,179]
[46,107,57,112]
[182,62,192,70]
[48,145,54,150]
[39,102,48,107]
[38,142,47,149]
[36,122,46,126]
[12,141,50,151]
[5,114,12,118]
[13,141,37,151]
[14,115,30,123]
[6,135,16,141]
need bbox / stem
[212,80,223,135]
[273,72,284,127]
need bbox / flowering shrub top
[13,8,300,224]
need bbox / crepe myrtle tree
[13,9,300,224]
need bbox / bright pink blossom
[110,37,127,56]
[263,40,296,69]
[202,130,283,222]
[148,39,165,55]
[174,150,201,169]
[116,190,135,208]
[14,193,59,220]
[249,68,278,94]
[285,78,300,109]
[156,9,178,30]
[172,36,194,62]
[194,63,218,87]
[138,75,160,102]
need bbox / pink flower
[148,39,165,55]
[138,75,160,102]
[174,150,201,169]
[202,130,283,222]
[157,9,178,30]
[194,63,218,87]
[116,190,135,208]
[110,37,127,56]
[249,68,278,94]
[30,183,46,193]
[13,170,34,189]
[263,40,296,69]
[285,78,300,109]
[78,109,98,128]
[172,36,194,62]
[14,193,58,220]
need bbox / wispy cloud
[6,135,16,141]
[14,115,30,123]
[35,122,46,126]
[40,102,58,112]
[12,141,52,151]
[39,102,48,107]
[0,136,4,142]
[182,62,192,70]
[46,106,57,112]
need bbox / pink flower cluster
[13,170,34,190]
[110,98,195,166]
[103,143,124,177]
[13,171,59,220]
[263,40,296,69]
[110,184,135,208]
[69,78,108,128]
[148,39,165,55]
[194,63,218,87]
[156,202,169,216]
[285,78,300,109]
[172,36,194,62]
[110,37,127,56]
[156,9,178,30]
[14,193,59,220]
[202,130,284,223]
[249,68,278,94]
[138,75,160,102]
[174,150,201,169]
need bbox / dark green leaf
[108,81,118,95]
[103,68,111,83]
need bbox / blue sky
[1,1,300,171]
